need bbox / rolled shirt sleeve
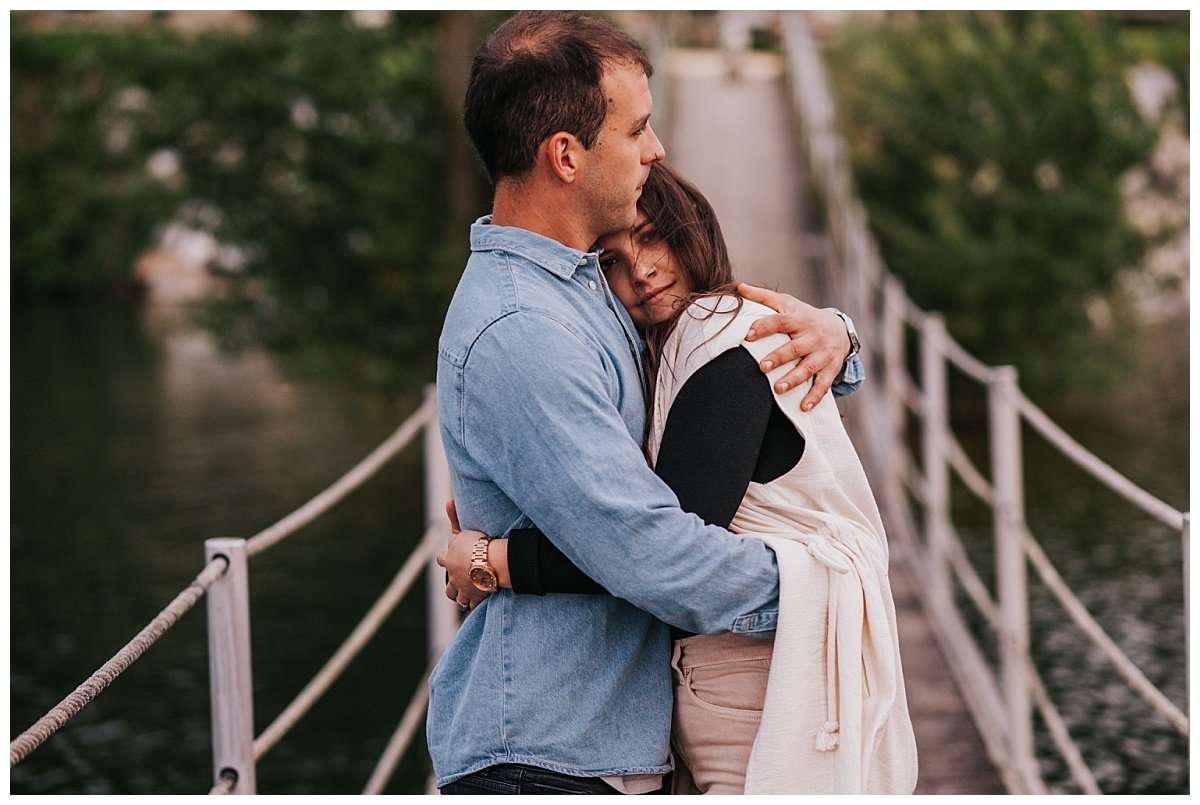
[833,352,865,397]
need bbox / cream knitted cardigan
[646,297,918,795]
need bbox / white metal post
[424,384,460,666]
[921,314,952,605]
[987,367,1042,793]
[205,538,257,794]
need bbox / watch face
[469,566,498,592]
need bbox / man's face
[579,63,665,241]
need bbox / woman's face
[597,213,692,329]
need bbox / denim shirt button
[588,280,597,290]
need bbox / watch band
[825,307,861,356]
[469,535,499,592]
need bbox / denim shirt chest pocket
[509,255,647,439]
[567,259,648,430]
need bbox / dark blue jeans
[439,764,625,795]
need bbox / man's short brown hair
[463,11,653,183]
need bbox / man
[430,11,862,795]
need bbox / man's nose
[644,124,666,163]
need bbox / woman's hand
[438,526,493,612]
[436,500,510,612]
[738,283,852,412]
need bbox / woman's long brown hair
[632,161,743,446]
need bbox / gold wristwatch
[469,536,498,592]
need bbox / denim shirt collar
[470,215,600,280]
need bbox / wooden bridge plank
[889,562,1008,793]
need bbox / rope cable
[1012,388,1183,530]
[10,398,435,770]
[1027,658,1102,794]
[10,556,229,767]
[785,8,1185,788]
[946,433,995,505]
[362,668,433,795]
[944,526,1001,628]
[940,332,993,385]
[1024,528,1188,736]
[245,399,434,558]
[898,372,924,415]
[252,525,442,761]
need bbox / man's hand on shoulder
[738,283,852,412]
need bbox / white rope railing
[945,527,1001,629]
[911,293,1188,744]
[253,523,444,761]
[898,372,925,416]
[11,397,440,776]
[894,447,926,504]
[362,668,434,795]
[1023,528,1188,736]
[783,10,1187,793]
[898,292,926,328]
[1027,658,1103,795]
[200,386,455,794]
[941,331,994,385]
[10,556,229,767]
[946,433,995,505]
[906,298,1189,788]
[1012,388,1185,531]
[245,398,435,558]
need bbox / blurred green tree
[11,11,493,388]
[11,23,179,296]
[825,11,1160,392]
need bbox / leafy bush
[12,11,484,387]
[824,11,1160,392]
[11,25,179,295]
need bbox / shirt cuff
[832,353,865,398]
[730,608,778,636]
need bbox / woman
[440,161,916,794]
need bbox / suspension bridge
[9,11,1188,795]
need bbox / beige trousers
[670,632,774,795]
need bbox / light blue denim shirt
[428,217,863,787]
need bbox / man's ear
[544,131,583,184]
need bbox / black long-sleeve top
[506,345,805,636]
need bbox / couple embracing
[429,11,917,795]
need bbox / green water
[9,301,1190,794]
[10,302,435,794]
